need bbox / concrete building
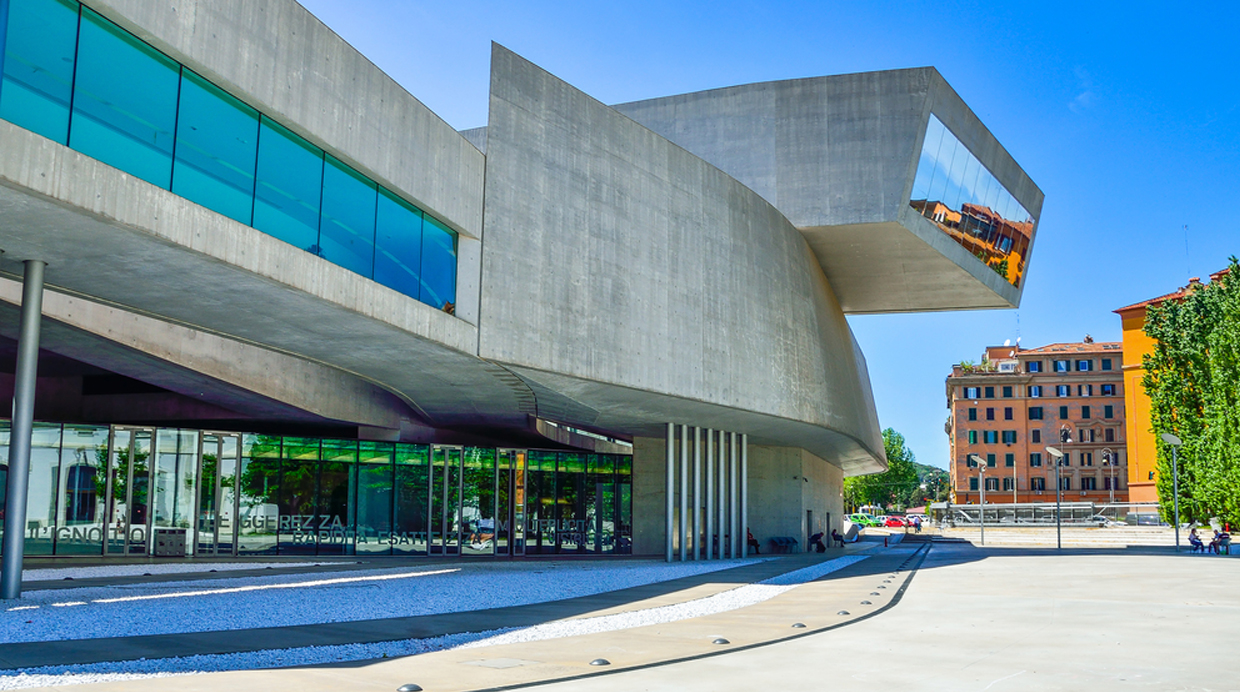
[0,0,1041,573]
[946,341,1127,505]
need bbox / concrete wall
[631,435,667,556]
[478,45,883,470]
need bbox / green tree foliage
[844,428,920,511]
[1143,258,1240,525]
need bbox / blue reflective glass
[374,188,423,299]
[253,117,323,253]
[70,7,178,188]
[909,114,1038,288]
[0,0,77,143]
[420,214,456,309]
[319,155,377,277]
[172,70,259,225]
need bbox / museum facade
[0,0,1042,568]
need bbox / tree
[1143,257,1240,526]
[844,428,920,511]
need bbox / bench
[768,536,799,553]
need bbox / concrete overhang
[612,67,1044,314]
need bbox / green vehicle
[846,513,880,527]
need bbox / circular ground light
[713,638,731,645]
[590,659,611,666]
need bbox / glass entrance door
[106,427,154,555]
[497,449,526,556]
[197,432,240,555]
[429,446,462,555]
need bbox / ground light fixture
[1160,432,1184,551]
[1045,445,1065,549]
[969,454,986,545]
[397,685,423,692]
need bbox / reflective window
[461,448,496,556]
[356,441,394,555]
[237,436,280,555]
[910,113,1036,287]
[392,443,429,555]
[319,155,377,276]
[71,7,179,188]
[317,440,358,555]
[254,117,324,252]
[151,429,199,556]
[375,189,424,298]
[57,425,109,555]
[173,70,260,225]
[421,214,457,310]
[0,0,78,143]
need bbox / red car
[884,516,908,528]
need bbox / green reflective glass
[254,116,323,252]
[70,7,178,188]
[374,188,423,299]
[320,155,377,277]
[0,0,78,143]
[420,214,457,309]
[172,70,259,224]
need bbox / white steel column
[665,422,674,562]
[692,427,702,560]
[718,431,727,557]
[705,429,715,560]
[729,431,739,559]
[740,433,749,558]
[679,424,689,562]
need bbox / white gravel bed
[22,562,332,583]
[0,555,869,690]
[2,558,763,644]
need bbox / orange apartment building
[1114,270,1229,503]
[946,340,1127,505]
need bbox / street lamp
[1046,441,1067,550]
[1101,447,1115,506]
[1160,432,1183,551]
[969,454,986,546]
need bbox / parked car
[846,513,880,527]
[884,516,907,528]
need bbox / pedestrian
[913,515,922,533]
[809,531,826,553]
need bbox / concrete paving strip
[0,550,874,669]
[37,544,926,692]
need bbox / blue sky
[300,0,1240,469]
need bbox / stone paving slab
[45,544,926,692]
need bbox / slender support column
[729,431,739,559]
[1,260,46,600]
[705,429,714,560]
[679,424,688,562]
[717,431,726,557]
[665,422,674,562]
[692,427,701,560]
[740,433,748,558]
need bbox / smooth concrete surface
[82,0,484,240]
[613,68,1043,314]
[478,45,883,474]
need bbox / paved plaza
[2,539,1236,691]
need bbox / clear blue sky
[301,0,1239,469]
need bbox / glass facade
[0,0,457,310]
[909,114,1036,288]
[0,421,632,558]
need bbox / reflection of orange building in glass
[1113,271,1229,503]
[910,199,1035,286]
[946,341,1127,505]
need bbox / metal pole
[665,422,674,562]
[1170,446,1180,555]
[705,429,714,560]
[740,434,748,558]
[729,431,739,559]
[1055,458,1062,550]
[692,427,701,560]
[980,468,985,547]
[679,424,689,562]
[1,260,46,600]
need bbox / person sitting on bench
[1189,528,1206,553]
[830,529,845,548]
[747,528,761,554]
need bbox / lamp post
[1101,447,1115,506]
[1160,433,1183,551]
[1046,442,1066,551]
[970,454,986,546]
